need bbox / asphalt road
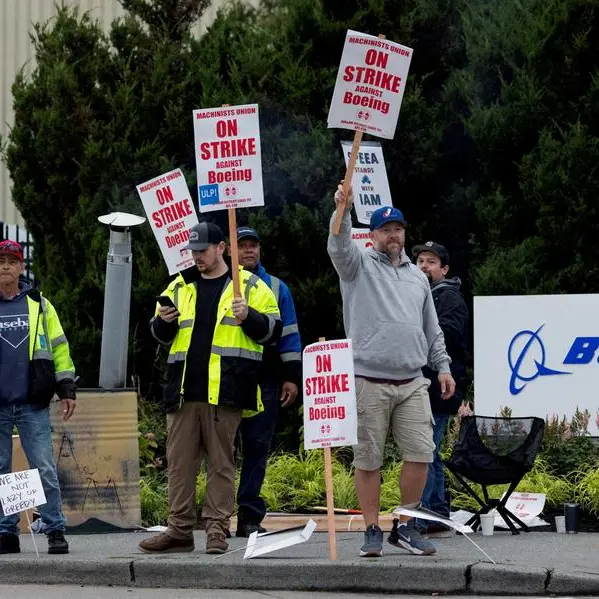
[1,588,588,599]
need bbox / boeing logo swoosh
[507,325,571,395]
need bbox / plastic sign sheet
[136,168,198,275]
[0,469,46,516]
[193,104,265,212]
[328,30,413,139]
[341,140,392,224]
[351,228,373,251]
[303,339,357,450]
[474,294,599,435]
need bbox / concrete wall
[0,0,251,226]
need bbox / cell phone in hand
[156,295,176,309]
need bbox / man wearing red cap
[0,240,76,555]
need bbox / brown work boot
[138,532,194,554]
[205,532,228,554]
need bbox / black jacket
[422,277,469,414]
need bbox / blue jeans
[236,382,278,525]
[417,412,450,531]
[0,403,66,534]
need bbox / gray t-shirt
[0,288,30,404]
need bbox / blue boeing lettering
[563,337,599,364]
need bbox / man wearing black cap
[328,186,455,558]
[140,222,281,555]
[413,241,468,535]
[235,226,302,537]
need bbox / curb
[1,558,598,594]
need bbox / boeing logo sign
[474,295,599,436]
[508,324,599,395]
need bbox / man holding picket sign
[139,102,283,555]
[327,29,455,558]
[328,188,455,558]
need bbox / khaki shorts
[353,376,435,470]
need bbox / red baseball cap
[0,240,25,262]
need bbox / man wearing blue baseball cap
[327,186,455,559]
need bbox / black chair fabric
[444,415,545,534]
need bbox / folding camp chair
[444,415,545,535]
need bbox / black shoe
[236,522,266,537]
[0,533,20,554]
[47,530,69,554]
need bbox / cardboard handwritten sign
[193,104,264,212]
[0,469,46,516]
[137,168,199,275]
[303,339,357,450]
[341,140,392,224]
[328,30,413,139]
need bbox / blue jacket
[252,263,302,386]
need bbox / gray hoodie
[327,210,451,380]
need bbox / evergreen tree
[2,0,468,402]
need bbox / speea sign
[474,295,599,435]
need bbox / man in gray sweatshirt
[327,186,455,558]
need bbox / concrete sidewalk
[0,529,598,595]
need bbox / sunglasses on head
[0,242,22,252]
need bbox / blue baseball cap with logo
[237,227,260,242]
[369,206,407,231]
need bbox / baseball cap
[184,222,225,251]
[369,206,407,231]
[237,227,260,242]
[0,240,24,262]
[412,241,450,266]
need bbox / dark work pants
[236,382,279,525]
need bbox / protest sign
[328,30,413,139]
[0,469,46,516]
[137,168,198,275]
[341,140,392,224]
[193,104,264,213]
[351,228,373,251]
[303,339,357,450]
[302,337,357,561]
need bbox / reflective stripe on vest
[270,276,281,303]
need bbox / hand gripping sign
[137,168,199,275]
[329,31,413,235]
[341,140,392,225]
[303,338,357,561]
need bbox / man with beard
[327,186,455,558]
[413,241,468,536]
[139,222,281,555]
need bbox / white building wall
[0,0,246,226]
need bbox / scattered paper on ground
[244,519,317,559]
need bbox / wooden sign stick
[332,33,386,236]
[319,336,337,561]
[221,104,241,298]
[228,207,241,297]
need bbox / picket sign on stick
[332,34,386,236]
[0,469,46,558]
[319,337,337,561]
[303,338,358,560]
